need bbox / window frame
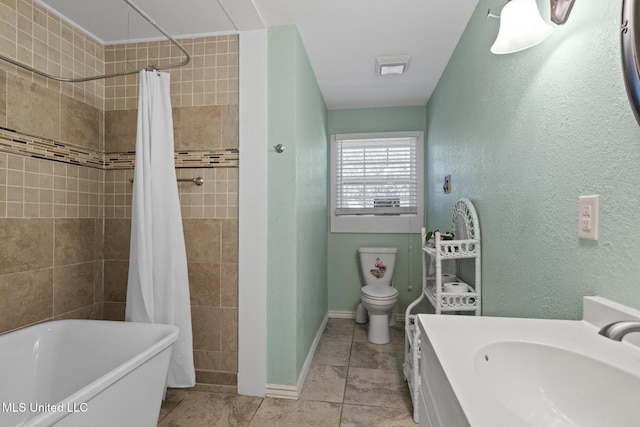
[330,131,424,234]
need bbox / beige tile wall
[102,177,240,387]
[101,35,239,388]
[0,152,104,219]
[101,167,238,220]
[0,214,104,333]
[0,65,104,333]
[104,104,239,153]
[0,0,239,389]
[104,35,238,110]
[1,70,103,150]
[0,0,105,108]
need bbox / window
[330,131,424,233]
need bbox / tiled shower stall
[0,0,239,390]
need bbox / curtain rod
[0,0,190,83]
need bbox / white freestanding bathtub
[0,320,178,427]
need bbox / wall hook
[274,144,285,153]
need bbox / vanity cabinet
[404,198,481,423]
[417,316,470,427]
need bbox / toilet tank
[359,247,397,286]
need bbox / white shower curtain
[126,70,195,387]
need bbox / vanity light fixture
[375,55,411,76]
[488,0,554,55]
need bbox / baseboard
[329,310,404,322]
[264,384,299,400]
[265,313,329,400]
[296,313,329,395]
[328,310,356,319]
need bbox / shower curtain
[126,70,195,387]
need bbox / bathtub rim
[6,319,179,427]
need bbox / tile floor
[158,318,416,426]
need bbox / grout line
[249,397,267,424]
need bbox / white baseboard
[328,310,356,319]
[265,313,329,400]
[329,310,404,322]
[264,384,299,400]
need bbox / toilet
[359,247,399,344]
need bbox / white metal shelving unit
[403,198,481,423]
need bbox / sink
[475,341,640,427]
[417,297,640,427]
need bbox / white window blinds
[334,135,418,216]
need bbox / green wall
[267,25,328,386]
[426,0,640,319]
[265,0,640,386]
[327,106,428,317]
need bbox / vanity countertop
[417,297,640,427]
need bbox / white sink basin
[417,297,640,427]
[475,341,640,427]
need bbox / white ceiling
[36,0,479,109]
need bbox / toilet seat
[361,284,399,301]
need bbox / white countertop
[417,297,640,427]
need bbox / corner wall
[326,106,427,317]
[267,25,328,388]
[426,0,640,319]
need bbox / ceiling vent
[375,55,411,76]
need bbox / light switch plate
[578,195,599,240]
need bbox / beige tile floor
[158,318,416,426]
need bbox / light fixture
[489,0,554,55]
[375,55,411,76]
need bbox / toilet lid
[361,284,399,299]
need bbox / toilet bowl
[359,247,399,344]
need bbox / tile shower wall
[0,0,105,108]
[101,36,240,389]
[1,0,239,389]
[0,70,104,333]
[0,0,106,333]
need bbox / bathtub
[0,319,178,427]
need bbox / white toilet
[359,247,399,344]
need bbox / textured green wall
[426,0,640,319]
[267,25,328,385]
[327,107,427,316]
[293,26,329,380]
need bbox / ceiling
[36,0,479,109]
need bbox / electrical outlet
[578,195,599,240]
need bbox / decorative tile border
[175,150,239,168]
[0,127,239,170]
[0,127,103,169]
[104,149,239,170]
